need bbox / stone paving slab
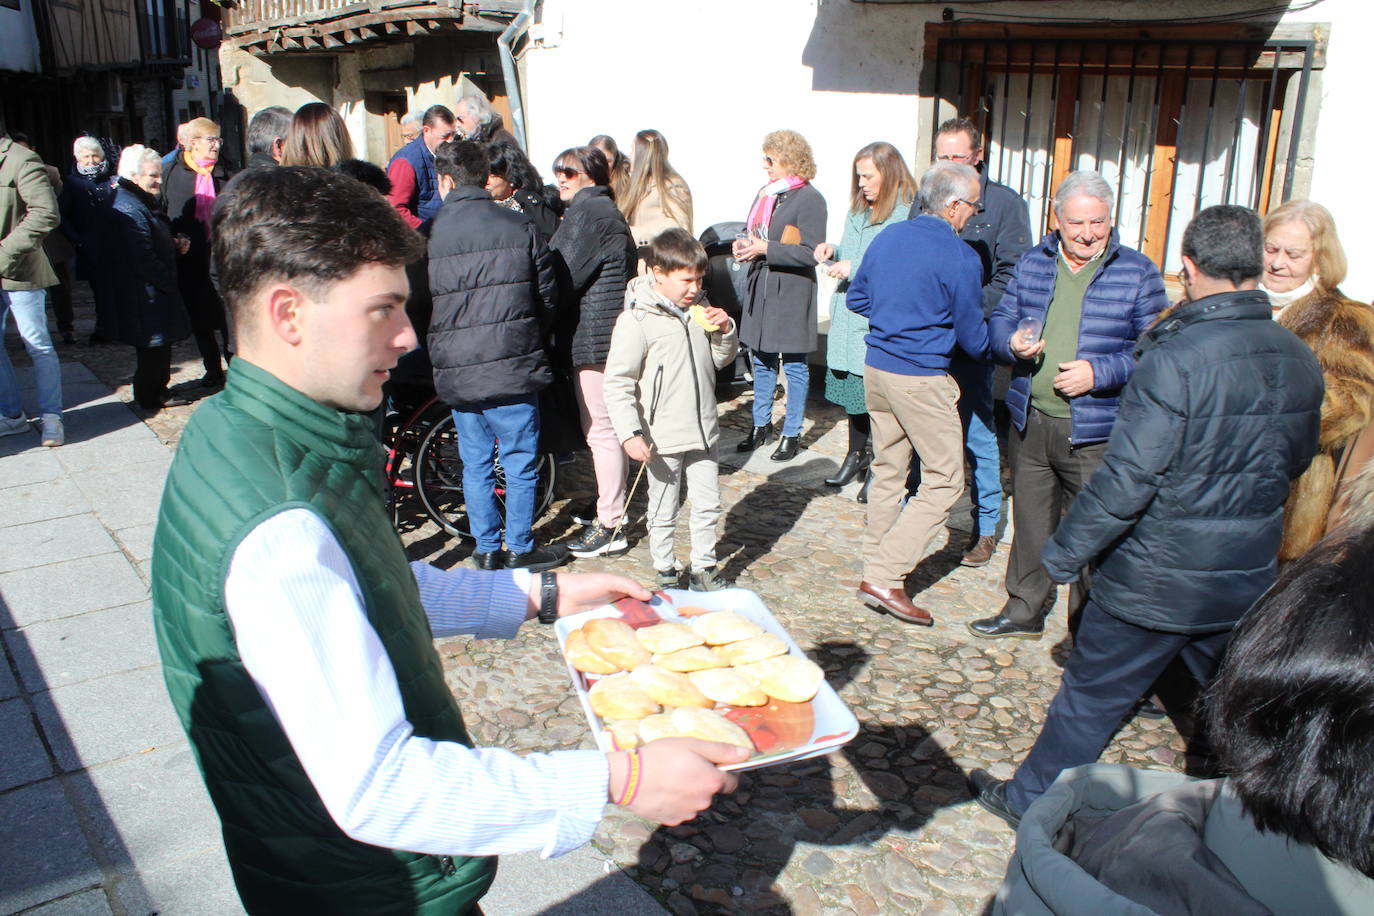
[0,477,91,530]
[0,552,148,628]
[0,446,64,486]
[64,743,224,876]
[69,458,170,532]
[0,696,51,791]
[110,848,244,916]
[0,515,120,575]
[484,849,668,915]
[21,889,116,916]
[0,645,18,699]
[7,601,158,693]
[0,780,103,914]
[111,523,156,565]
[30,666,183,772]
[53,435,174,475]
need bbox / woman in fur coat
[1262,199,1374,561]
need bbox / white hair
[117,145,161,180]
[918,161,979,214]
[400,109,425,128]
[457,93,495,128]
[73,136,104,160]
[1053,170,1115,216]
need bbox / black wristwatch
[537,571,559,625]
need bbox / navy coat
[1043,290,1323,633]
[103,181,190,348]
[989,230,1168,445]
[549,185,635,368]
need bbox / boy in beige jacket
[604,229,738,590]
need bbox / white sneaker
[40,413,64,447]
[0,413,30,437]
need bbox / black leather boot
[825,449,871,487]
[856,469,873,504]
[770,435,800,462]
[736,422,774,452]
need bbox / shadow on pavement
[626,640,970,914]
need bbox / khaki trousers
[862,367,964,589]
[645,447,721,573]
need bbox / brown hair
[646,227,708,274]
[762,130,816,182]
[589,134,631,202]
[1264,199,1348,292]
[849,141,917,224]
[281,103,354,168]
[553,146,612,195]
[620,129,692,231]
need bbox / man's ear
[263,283,307,346]
[438,173,455,197]
[271,136,286,163]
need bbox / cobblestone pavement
[38,290,1196,915]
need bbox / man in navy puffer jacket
[970,205,1323,825]
[970,172,1167,640]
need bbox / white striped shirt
[223,508,609,858]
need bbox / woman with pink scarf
[733,130,827,462]
[162,116,233,389]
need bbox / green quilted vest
[151,360,496,914]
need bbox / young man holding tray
[150,166,747,915]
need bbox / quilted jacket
[549,185,635,368]
[989,231,1167,445]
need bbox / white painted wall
[0,0,43,74]
[522,0,1372,301]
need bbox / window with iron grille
[926,27,1321,272]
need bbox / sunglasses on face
[554,166,585,179]
[763,156,775,167]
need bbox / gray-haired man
[454,93,519,146]
[244,106,292,169]
[970,171,1166,640]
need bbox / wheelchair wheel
[413,411,559,540]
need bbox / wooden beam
[323,32,345,48]
[1049,69,1080,207]
[1142,72,1186,266]
[1257,101,1284,214]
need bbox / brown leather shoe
[961,535,997,567]
[857,581,934,626]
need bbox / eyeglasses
[763,156,775,167]
[554,166,585,179]
[936,152,977,163]
[953,197,978,210]
[194,137,224,146]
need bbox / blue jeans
[950,356,1002,536]
[0,289,62,419]
[1005,600,1231,814]
[751,351,809,436]
[451,394,540,554]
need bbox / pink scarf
[183,151,218,233]
[746,176,807,237]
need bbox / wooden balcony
[223,0,524,56]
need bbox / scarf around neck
[746,176,807,237]
[183,150,218,232]
[1261,275,1317,320]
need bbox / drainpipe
[497,0,533,150]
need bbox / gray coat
[739,183,826,355]
[995,764,1374,915]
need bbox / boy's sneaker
[0,413,31,438]
[506,544,569,572]
[569,500,597,526]
[565,521,628,558]
[40,413,64,447]
[689,566,728,591]
[655,568,681,590]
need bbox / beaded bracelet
[615,750,642,807]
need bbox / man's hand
[554,572,651,615]
[608,739,748,825]
[700,305,732,334]
[623,435,652,463]
[1053,360,1095,398]
[814,242,835,262]
[1009,332,1045,360]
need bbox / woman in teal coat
[815,142,917,496]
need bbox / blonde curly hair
[763,130,816,181]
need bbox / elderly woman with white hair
[454,92,518,145]
[58,135,118,338]
[107,145,190,411]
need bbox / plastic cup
[1017,316,1043,344]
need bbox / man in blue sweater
[848,161,991,626]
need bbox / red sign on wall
[191,18,222,50]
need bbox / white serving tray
[554,587,859,772]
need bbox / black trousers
[133,344,172,409]
[1005,599,1231,814]
[1002,409,1106,624]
